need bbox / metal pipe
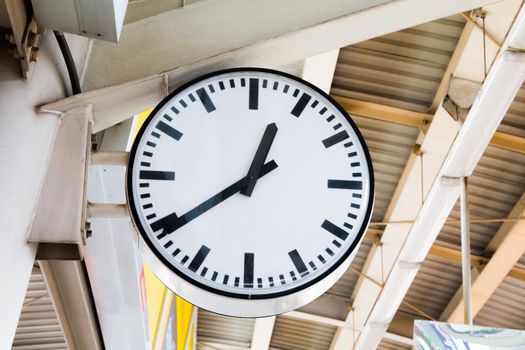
[91,151,129,166]
[460,177,473,325]
[87,203,129,219]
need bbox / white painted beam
[42,0,503,133]
[0,32,90,348]
[301,49,340,94]
[331,3,525,349]
[352,4,525,347]
[250,317,276,350]
[39,261,103,349]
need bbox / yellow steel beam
[332,95,432,129]
[490,131,525,154]
[428,244,525,282]
[333,94,525,155]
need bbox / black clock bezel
[126,67,375,301]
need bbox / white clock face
[127,68,374,316]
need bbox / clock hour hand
[240,123,278,197]
[152,160,278,239]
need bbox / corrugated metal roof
[332,15,466,112]
[436,146,525,255]
[197,309,254,349]
[400,255,463,320]
[270,316,336,350]
[377,338,412,350]
[11,268,67,350]
[325,240,373,301]
[352,116,420,222]
[498,84,525,138]
[475,276,525,330]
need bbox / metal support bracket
[28,105,93,260]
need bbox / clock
[126,68,374,317]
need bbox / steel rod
[91,151,129,166]
[87,203,129,219]
[460,177,473,325]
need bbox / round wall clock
[126,68,374,317]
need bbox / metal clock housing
[126,68,374,317]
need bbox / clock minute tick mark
[322,130,349,148]
[291,93,311,117]
[196,87,216,113]
[322,220,349,240]
[156,120,183,141]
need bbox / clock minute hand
[152,160,278,239]
[240,123,278,197]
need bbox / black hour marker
[219,81,225,90]
[291,93,312,117]
[163,114,172,122]
[156,121,183,141]
[288,249,308,277]
[188,245,210,272]
[180,100,187,108]
[322,219,349,240]
[200,267,208,277]
[172,248,181,257]
[223,275,229,285]
[163,240,173,249]
[196,87,216,113]
[171,106,179,114]
[211,271,218,281]
[322,131,349,148]
[229,79,235,88]
[139,170,175,181]
[244,253,254,288]
[181,255,189,264]
[293,89,299,97]
[249,78,259,110]
[327,179,363,190]
[188,93,196,102]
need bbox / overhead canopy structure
[2,0,525,349]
